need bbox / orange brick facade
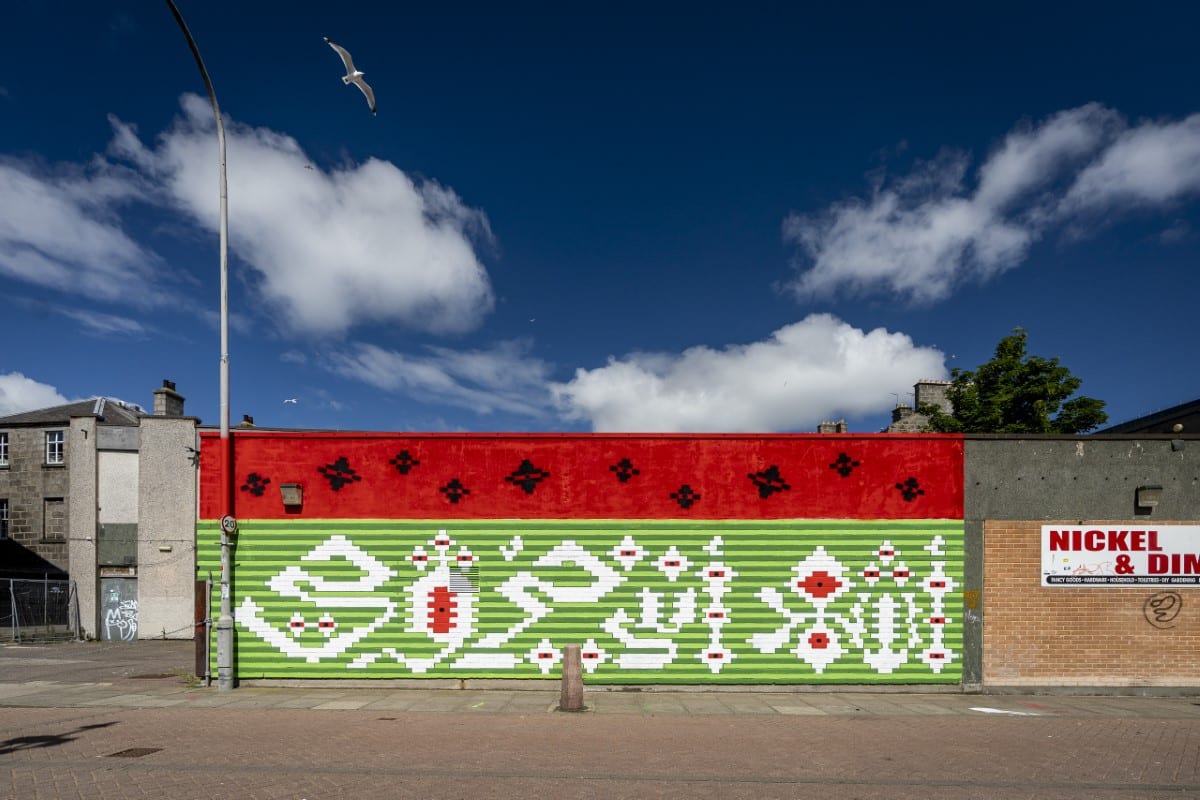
[983,520,1200,686]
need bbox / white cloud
[1059,114,1200,214]
[784,104,1200,303]
[550,314,946,432]
[0,372,70,416]
[58,307,148,337]
[325,339,553,418]
[0,159,167,304]
[108,94,495,336]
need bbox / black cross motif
[389,450,420,475]
[748,465,791,499]
[240,472,271,497]
[610,458,640,483]
[505,459,550,495]
[440,478,471,504]
[895,477,925,502]
[830,452,861,478]
[671,484,701,509]
[318,456,362,492]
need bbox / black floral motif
[240,472,271,497]
[830,452,861,478]
[610,458,640,483]
[671,484,701,509]
[505,459,550,495]
[748,465,791,499]
[318,457,362,492]
[896,477,925,502]
[439,478,471,504]
[389,450,420,475]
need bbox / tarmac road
[2,641,1199,799]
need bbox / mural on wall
[198,433,965,683]
[199,520,961,682]
[100,577,138,642]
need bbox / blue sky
[2,2,1198,432]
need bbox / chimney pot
[152,380,185,417]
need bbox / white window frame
[45,430,64,465]
[0,498,8,539]
[0,432,7,466]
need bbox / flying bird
[283,398,298,405]
[324,37,376,115]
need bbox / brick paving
[2,642,1199,798]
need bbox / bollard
[558,643,585,711]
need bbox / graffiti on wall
[1144,592,1183,629]
[209,520,964,683]
[104,600,138,641]
[101,579,138,643]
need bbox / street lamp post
[165,0,236,691]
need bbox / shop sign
[1042,525,1200,586]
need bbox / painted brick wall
[983,520,1200,686]
[200,432,965,684]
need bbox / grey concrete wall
[137,417,199,640]
[961,435,1200,686]
[67,417,99,638]
[97,426,139,452]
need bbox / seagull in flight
[324,37,376,115]
[283,398,298,405]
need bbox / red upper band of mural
[198,432,964,520]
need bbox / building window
[0,432,7,466]
[0,499,8,539]
[45,430,64,465]
[43,498,65,542]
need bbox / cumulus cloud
[785,104,1200,303]
[107,94,494,336]
[0,372,70,416]
[325,339,553,418]
[0,95,493,338]
[551,314,946,432]
[0,158,167,304]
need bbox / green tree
[922,328,1107,433]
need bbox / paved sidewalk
[2,639,1199,717]
[4,641,1200,798]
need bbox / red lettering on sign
[1149,553,1200,574]
[1050,529,1166,552]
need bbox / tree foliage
[922,328,1108,434]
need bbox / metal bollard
[558,643,585,711]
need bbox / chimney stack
[153,379,185,417]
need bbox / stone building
[0,381,198,640]
[884,379,953,432]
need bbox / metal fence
[2,577,77,642]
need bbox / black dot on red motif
[671,484,701,509]
[610,458,640,483]
[439,478,470,503]
[318,457,362,492]
[506,459,550,494]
